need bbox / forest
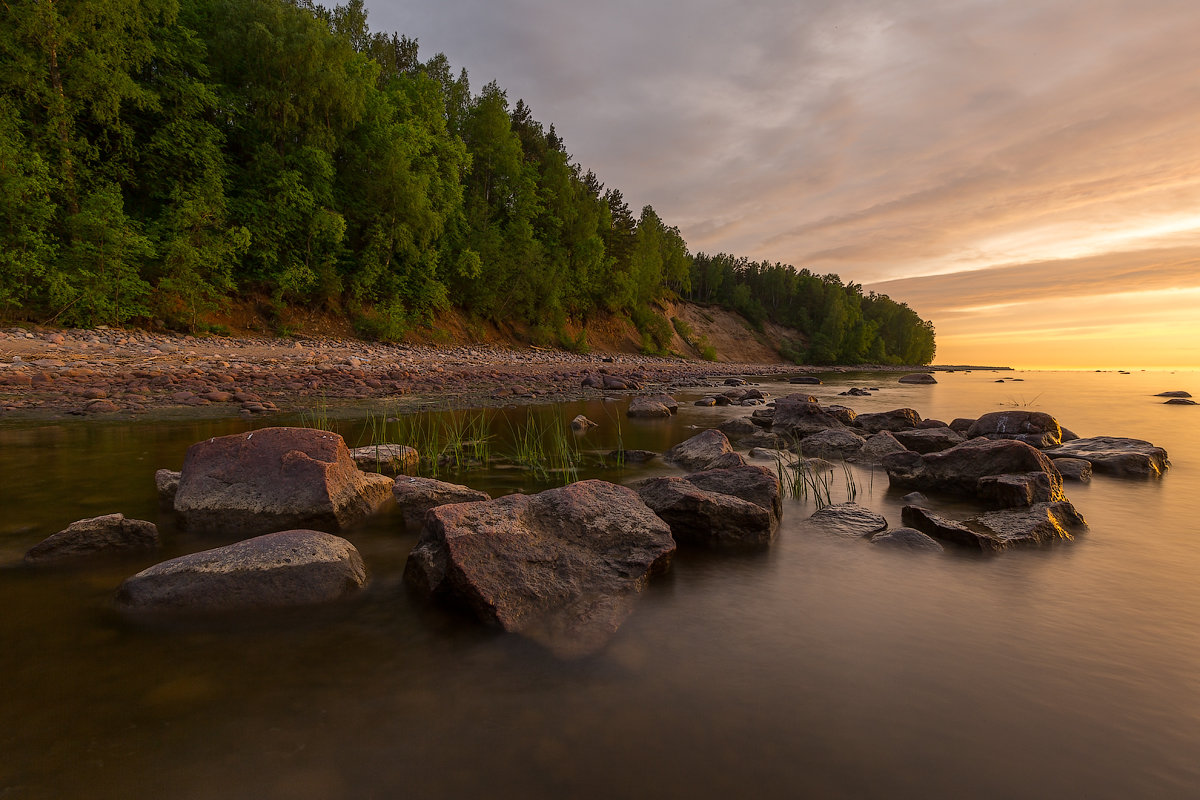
[0,0,935,365]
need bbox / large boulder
[718,417,760,439]
[902,502,1086,551]
[173,427,394,537]
[772,394,846,437]
[405,480,675,657]
[892,427,966,454]
[797,428,866,460]
[682,465,782,530]
[392,476,490,530]
[966,411,1063,448]
[663,429,735,471]
[349,443,419,475]
[637,477,775,548]
[24,513,159,565]
[116,530,367,613]
[882,437,1065,504]
[807,503,888,538]
[901,506,996,551]
[1047,437,1170,477]
[853,408,922,434]
[847,431,910,466]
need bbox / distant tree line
[0,0,934,364]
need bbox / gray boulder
[405,480,674,657]
[155,469,180,506]
[705,451,749,470]
[349,443,419,475]
[949,418,975,434]
[392,476,490,530]
[1053,457,1093,482]
[627,396,673,418]
[773,394,846,437]
[869,528,944,553]
[741,430,786,450]
[967,411,1063,448]
[807,503,888,538]
[892,427,966,454]
[902,502,1086,551]
[1165,398,1197,405]
[977,471,1057,507]
[718,417,760,439]
[1047,437,1170,477]
[663,429,735,471]
[638,477,775,549]
[24,513,159,565]
[1155,391,1192,397]
[682,465,782,530]
[899,373,937,384]
[847,431,910,466]
[798,428,866,460]
[901,506,995,551]
[854,408,922,433]
[174,427,394,537]
[882,437,1065,504]
[116,530,367,612]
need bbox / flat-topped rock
[869,527,944,553]
[627,396,673,418]
[116,530,366,613]
[892,427,966,454]
[1050,457,1092,482]
[902,502,1086,551]
[883,437,1065,504]
[772,394,846,437]
[173,427,394,537]
[392,476,490,530]
[848,431,910,466]
[405,480,674,658]
[24,513,159,565]
[1047,437,1170,477]
[967,411,1063,448]
[638,477,776,549]
[682,464,783,531]
[1155,391,1192,398]
[797,428,866,460]
[854,408,922,434]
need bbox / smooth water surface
[2,369,1198,799]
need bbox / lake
[2,368,1198,799]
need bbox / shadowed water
[2,369,1198,799]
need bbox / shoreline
[0,325,1007,421]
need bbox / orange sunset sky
[368,0,1200,369]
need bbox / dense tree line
[0,0,934,364]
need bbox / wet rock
[972,502,1087,547]
[916,419,948,429]
[839,387,871,397]
[949,417,976,434]
[901,491,929,504]
[869,528,944,553]
[1155,391,1192,397]
[724,377,748,386]
[405,480,674,657]
[663,429,735,471]
[570,415,598,432]
[741,430,786,450]
[116,530,366,613]
[1047,437,1170,477]
[977,471,1056,507]
[1060,427,1080,442]
[608,449,658,464]
[683,464,782,529]
[824,405,858,425]
[84,399,119,414]
[638,477,775,548]
[349,444,420,475]
[718,417,760,438]
[694,397,718,407]
[392,476,490,530]
[899,373,937,384]
[750,407,775,426]
[901,505,995,551]
[967,411,1063,448]
[847,431,910,466]
[807,503,888,538]
[155,469,181,506]
[789,376,822,384]
[24,513,159,565]
[1053,457,1092,482]
[773,394,846,437]
[748,447,790,461]
[853,408,922,433]
[1164,398,1198,405]
[796,428,866,460]
[173,427,395,537]
[603,376,641,391]
[882,437,1065,503]
[627,396,673,418]
[892,427,966,454]
[705,451,749,469]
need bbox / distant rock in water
[789,376,822,385]
[1164,398,1197,405]
[25,513,159,565]
[116,530,366,613]
[899,373,937,384]
[1155,391,1192,398]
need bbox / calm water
[2,369,1199,799]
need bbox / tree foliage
[0,0,934,363]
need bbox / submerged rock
[570,414,599,432]
[116,530,366,613]
[392,476,490,530]
[1164,398,1197,406]
[1155,390,1192,397]
[173,427,394,537]
[405,480,674,657]
[1047,437,1170,477]
[902,502,1086,551]
[869,527,944,553]
[807,503,888,538]
[899,373,937,384]
[24,513,159,565]
[663,429,735,471]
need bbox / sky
[364,0,1200,368]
